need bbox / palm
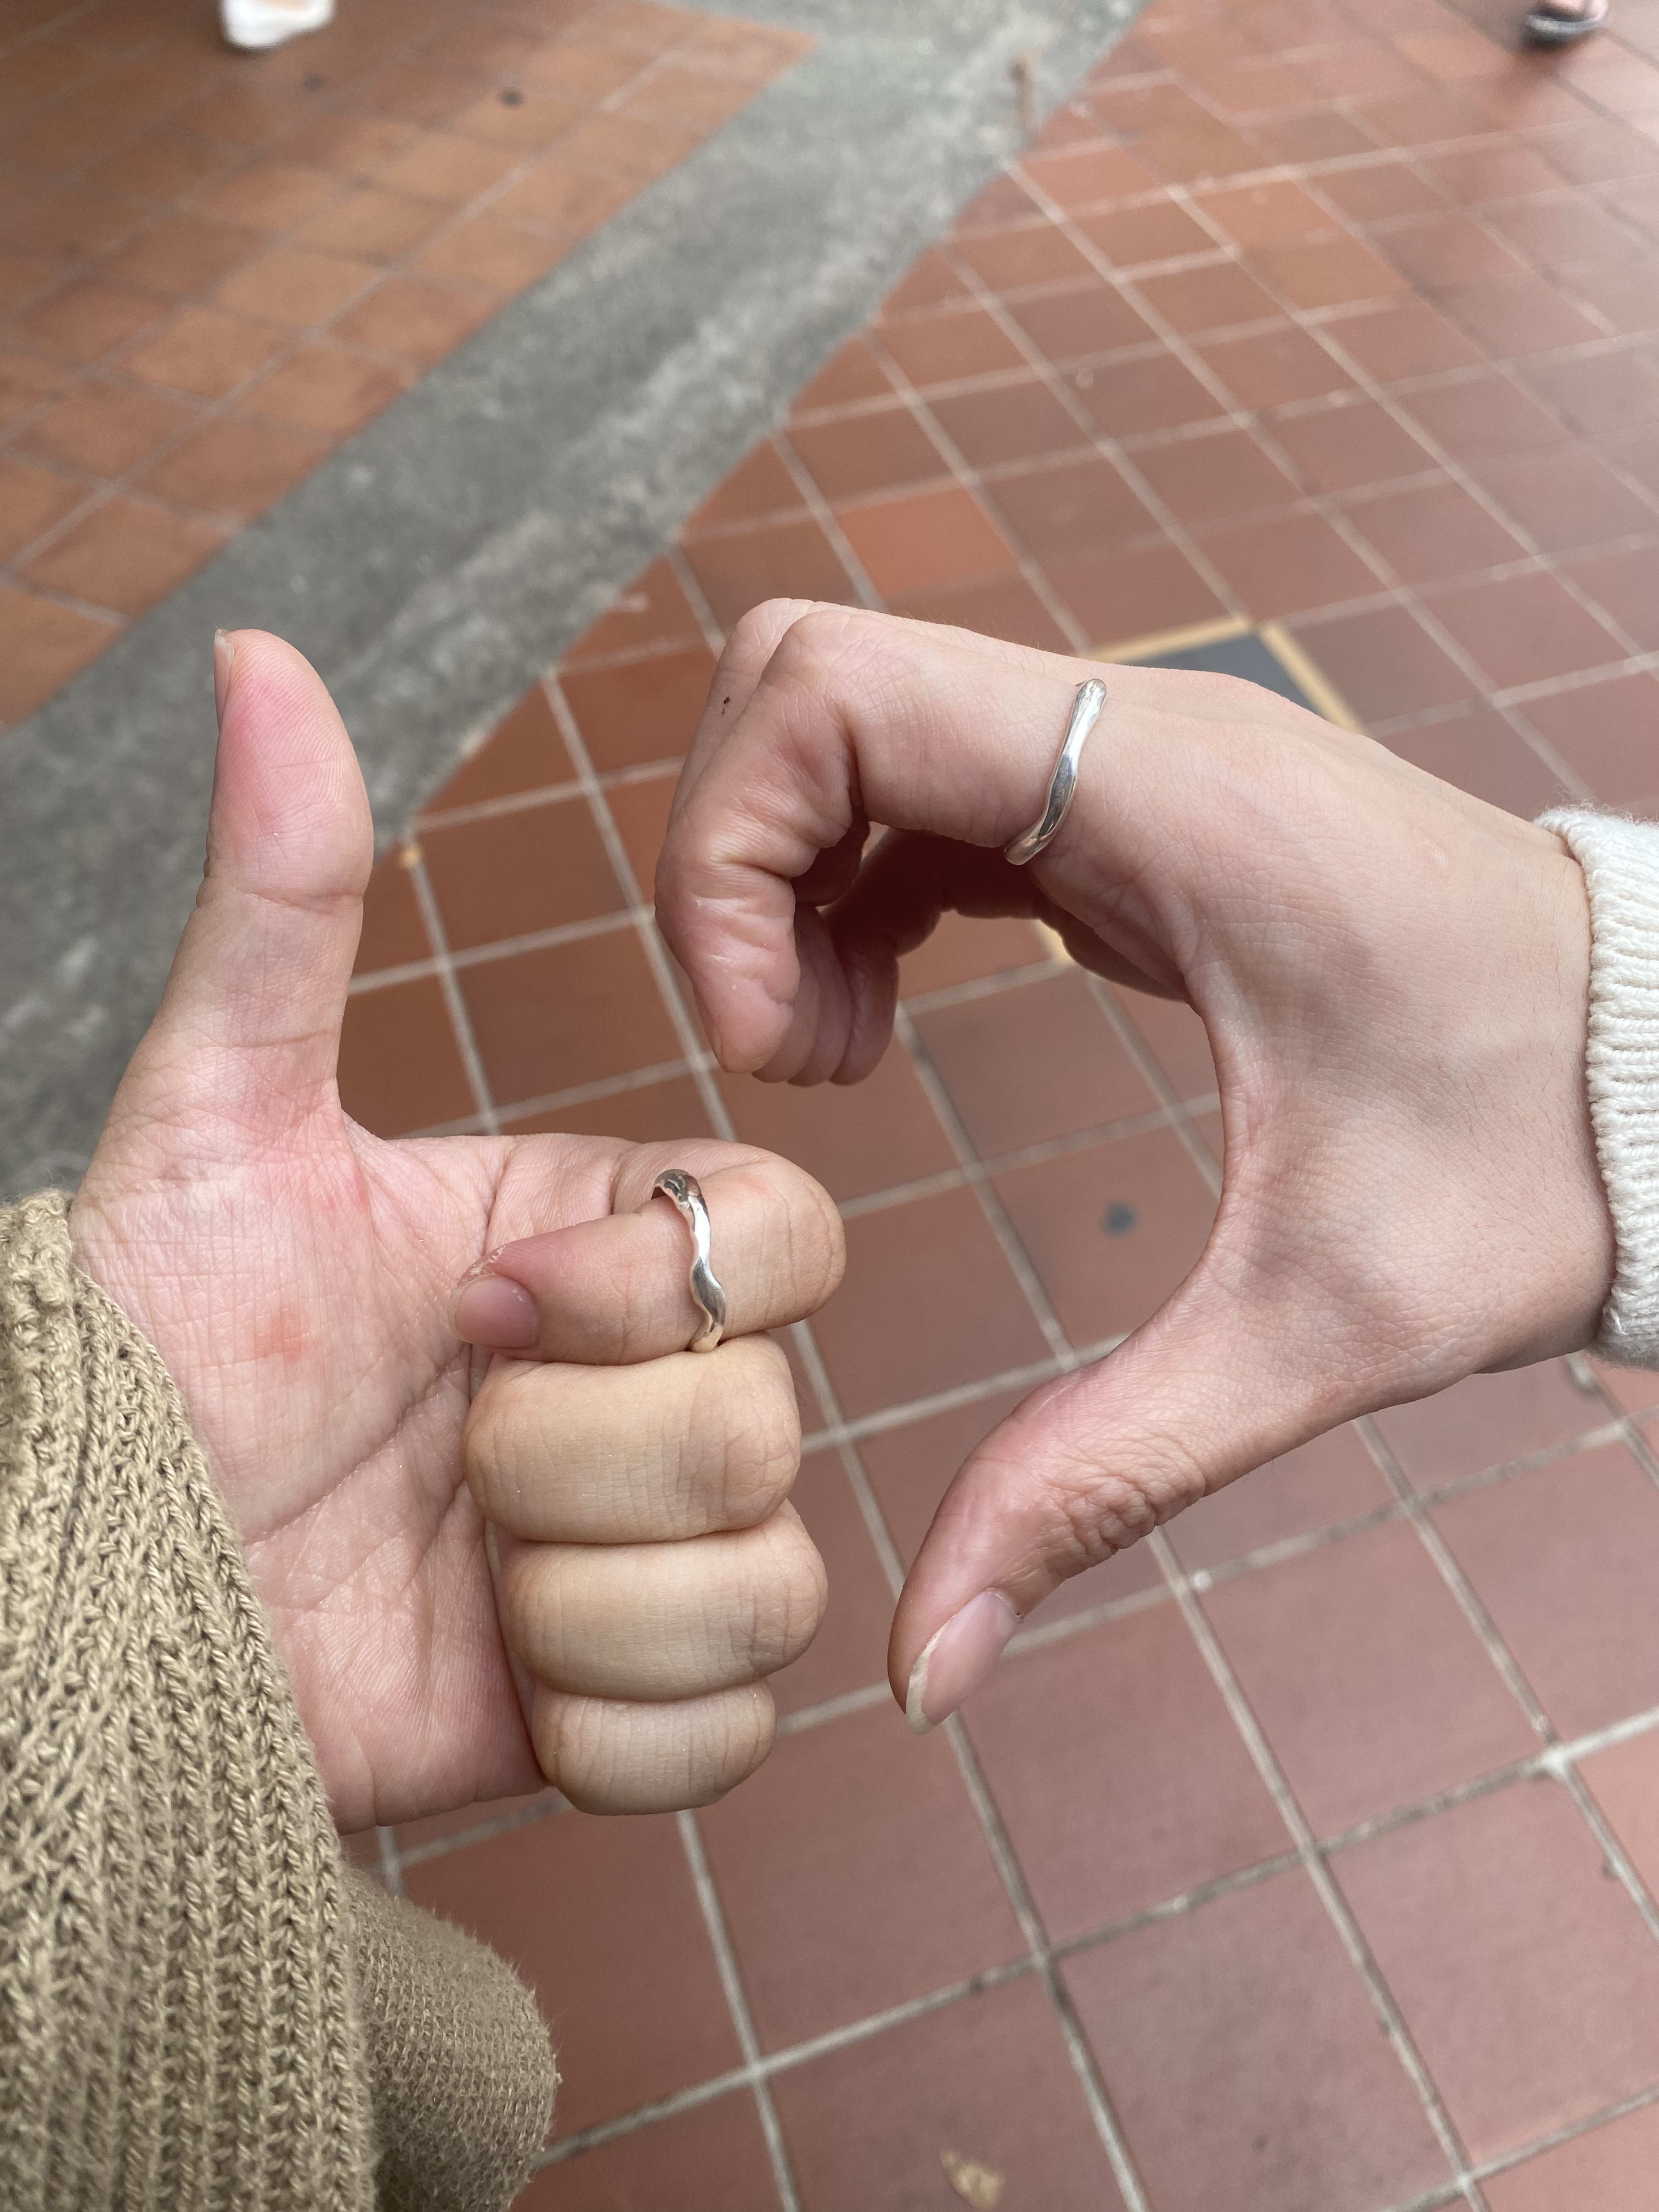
[75,1080,643,1830]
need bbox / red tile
[1325,296,1485,382]
[1377,212,1527,291]
[1168,1423,1395,1573]
[1316,157,1447,223]
[1039,506,1195,634]
[558,644,716,772]
[1073,348,1227,437]
[926,376,1089,469]
[811,1187,1049,1419]
[1562,542,1659,653]
[1581,1726,1659,1900]
[1207,1518,1536,1834]
[521,2094,778,2210]
[1401,369,1572,462]
[1472,446,1659,557]
[1485,2099,1659,2212]
[1068,1871,1452,2211]
[403,1810,741,2133]
[1074,198,1217,269]
[1522,672,1659,813]
[419,795,623,951]
[953,220,1099,292]
[0,586,116,724]
[562,557,706,667]
[992,1124,1218,1349]
[499,1073,714,1148]
[460,927,679,1108]
[1018,143,1158,211]
[696,1701,1024,2049]
[911,969,1156,1155]
[1193,177,1338,247]
[789,336,896,415]
[1006,281,1155,362]
[1286,603,1474,721]
[337,975,475,1135]
[353,850,427,976]
[1385,710,1567,817]
[774,1977,1127,2211]
[772,1452,894,1720]
[986,452,1158,560]
[834,483,1017,600]
[1342,477,1526,585]
[1132,257,1282,335]
[1253,231,1411,311]
[1441,269,1605,358]
[1130,425,1300,524]
[881,246,974,316]
[680,515,857,629]
[786,407,947,504]
[875,306,1028,390]
[1372,1360,1605,1488]
[683,439,804,534]
[1336,1776,1659,2160]
[1527,349,1659,444]
[423,684,572,813]
[600,768,675,895]
[1196,320,1358,407]
[1421,569,1626,689]
[1110,985,1216,1099]
[1267,397,1435,493]
[968,1601,1289,1936]
[1434,1442,1659,1736]
[717,1040,952,1203]
[1194,505,1382,618]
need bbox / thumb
[118,629,372,1145]
[889,1251,1347,1730]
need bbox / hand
[71,630,842,1830]
[655,602,1614,1730]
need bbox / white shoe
[220,0,335,50]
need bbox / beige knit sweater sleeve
[0,1193,555,2211]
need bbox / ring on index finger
[651,1169,727,1352]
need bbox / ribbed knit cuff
[1539,808,1659,1367]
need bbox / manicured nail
[904,1590,1019,1734]
[451,1272,538,1350]
[212,629,235,727]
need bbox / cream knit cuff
[1539,808,1659,1367]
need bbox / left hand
[72,630,842,1831]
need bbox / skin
[71,630,843,1833]
[654,601,1617,1729]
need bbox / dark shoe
[1524,0,1609,42]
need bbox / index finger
[655,604,1089,1078]
[451,1150,844,1362]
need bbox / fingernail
[450,1272,538,1350]
[212,629,235,728]
[905,1590,1019,1734]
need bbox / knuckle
[731,1511,827,1673]
[693,1342,800,1524]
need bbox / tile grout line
[542,650,806,2212]
[404,843,501,1135]
[1148,1525,1491,2209]
[1359,1412,1659,1948]
[675,1808,802,2212]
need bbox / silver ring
[651,1170,727,1352]
[1004,678,1108,867]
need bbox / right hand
[655,602,1615,1730]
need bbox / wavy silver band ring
[651,1169,727,1352]
[1004,677,1109,867]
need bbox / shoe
[1523,0,1609,42]
[219,0,334,50]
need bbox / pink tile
[695,1701,1025,2051]
[1167,1424,1395,1572]
[965,1601,1290,1938]
[1485,2099,1659,2212]
[1203,1517,1537,1835]
[1067,1871,1452,2211]
[523,2094,779,2209]
[773,1451,895,1719]
[1336,1776,1659,2160]
[1433,1442,1659,1737]
[1370,1359,1606,1489]
[1579,1726,1659,1900]
[773,1977,1127,2210]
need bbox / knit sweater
[0,1193,554,2211]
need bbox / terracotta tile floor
[0,0,808,725]
[276,0,1659,2198]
